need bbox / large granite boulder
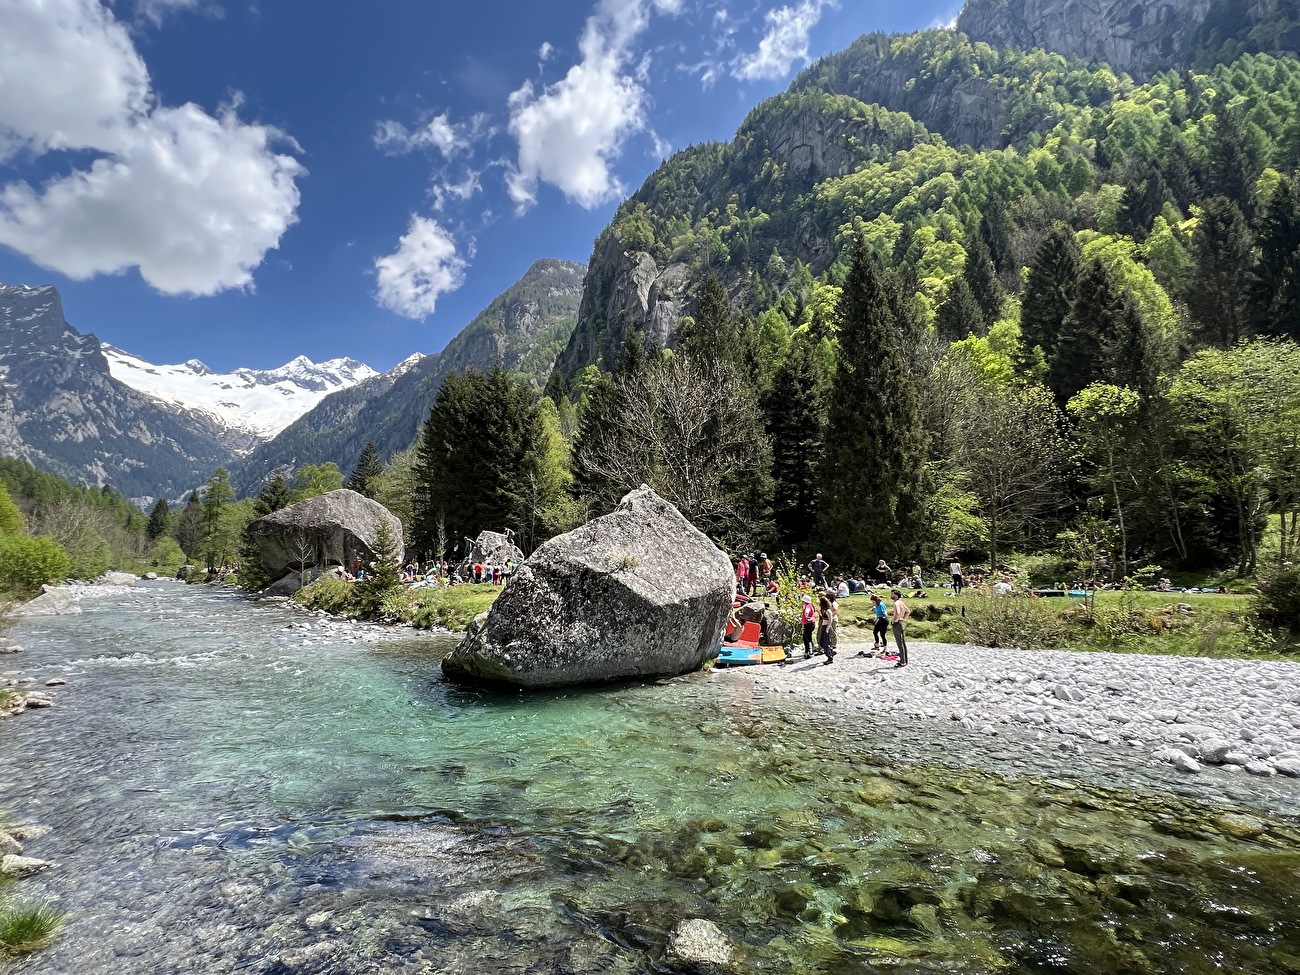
[10,586,80,617]
[442,486,733,689]
[246,489,403,580]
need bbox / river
[2,582,1299,974]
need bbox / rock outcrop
[246,489,403,581]
[558,237,689,373]
[958,0,1213,78]
[10,586,80,617]
[442,487,733,689]
[100,571,138,586]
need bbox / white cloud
[374,215,467,319]
[432,170,481,210]
[0,0,303,295]
[135,0,202,25]
[538,41,554,61]
[732,0,833,82]
[373,113,469,157]
[505,0,681,211]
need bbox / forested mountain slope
[555,26,1300,378]
[232,259,585,493]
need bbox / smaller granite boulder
[1,854,52,878]
[443,487,733,689]
[246,489,403,581]
[464,530,524,568]
[100,571,138,586]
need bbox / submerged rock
[10,586,80,617]
[665,918,735,970]
[442,486,733,689]
[246,489,403,581]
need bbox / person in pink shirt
[799,593,816,658]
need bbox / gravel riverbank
[720,638,1300,780]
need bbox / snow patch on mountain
[103,346,379,440]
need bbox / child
[800,594,816,658]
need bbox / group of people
[794,588,911,669]
[396,558,517,588]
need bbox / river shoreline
[719,636,1300,784]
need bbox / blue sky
[0,0,959,372]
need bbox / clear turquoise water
[3,583,1300,974]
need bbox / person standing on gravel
[799,594,816,658]
[891,589,910,668]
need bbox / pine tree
[935,277,986,342]
[348,441,383,498]
[254,472,293,516]
[1117,166,1171,242]
[200,467,237,573]
[979,193,1015,278]
[679,274,740,362]
[542,368,569,408]
[174,491,203,562]
[1188,196,1254,347]
[1020,224,1082,368]
[762,332,826,546]
[145,498,169,540]
[962,236,1003,327]
[353,520,403,616]
[1251,176,1300,337]
[818,236,927,565]
[1207,106,1257,216]
[1106,301,1163,405]
[412,366,539,556]
[1050,259,1125,407]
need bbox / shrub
[960,596,1071,649]
[1257,569,1300,636]
[0,536,73,595]
[294,577,355,614]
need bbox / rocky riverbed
[723,639,1300,780]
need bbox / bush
[960,596,1072,649]
[1257,569,1300,636]
[293,577,355,614]
[0,535,72,595]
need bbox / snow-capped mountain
[103,347,378,440]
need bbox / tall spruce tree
[818,236,927,565]
[1207,106,1258,216]
[762,331,826,546]
[962,236,1003,327]
[1117,166,1171,242]
[1020,224,1082,369]
[237,471,294,592]
[146,498,169,540]
[979,193,1015,278]
[412,366,538,557]
[200,467,237,573]
[1251,176,1300,337]
[348,441,383,497]
[935,277,985,342]
[174,491,203,561]
[1188,196,1254,347]
[1050,259,1125,407]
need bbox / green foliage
[0,484,25,536]
[0,535,73,595]
[200,467,238,573]
[146,537,187,572]
[763,330,827,545]
[291,463,344,502]
[1256,569,1300,637]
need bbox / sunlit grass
[0,898,66,955]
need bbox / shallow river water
[3,583,1300,975]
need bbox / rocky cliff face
[233,259,586,492]
[0,284,236,499]
[958,0,1213,77]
